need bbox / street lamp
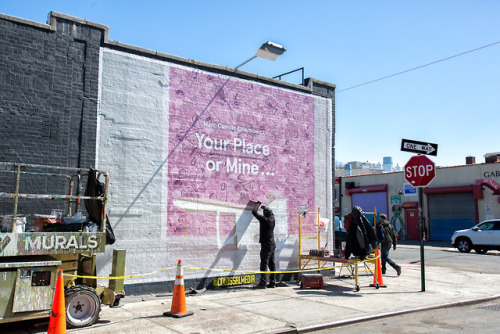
[235,41,286,70]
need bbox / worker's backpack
[381,223,393,245]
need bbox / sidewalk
[68,245,500,334]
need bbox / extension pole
[338,177,343,250]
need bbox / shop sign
[391,196,402,205]
[0,232,106,256]
[404,183,417,196]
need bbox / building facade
[0,12,335,293]
[336,161,500,242]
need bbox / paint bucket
[14,217,26,233]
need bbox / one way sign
[401,139,438,156]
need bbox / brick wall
[0,13,103,216]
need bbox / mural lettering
[0,235,11,253]
[196,132,270,174]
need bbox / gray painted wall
[97,49,335,292]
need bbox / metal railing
[0,162,109,232]
[273,67,305,86]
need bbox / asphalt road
[314,242,500,333]
[394,241,500,275]
[315,299,500,333]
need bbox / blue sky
[2,1,499,168]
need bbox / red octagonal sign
[404,155,436,187]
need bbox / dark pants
[260,243,276,284]
[381,243,397,272]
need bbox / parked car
[451,219,500,254]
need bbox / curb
[277,294,500,333]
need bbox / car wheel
[456,238,472,253]
[474,248,488,254]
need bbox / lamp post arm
[235,55,257,70]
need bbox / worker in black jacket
[252,201,276,288]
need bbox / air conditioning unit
[345,182,356,189]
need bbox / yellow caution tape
[63,266,177,280]
[183,266,338,274]
[62,256,378,280]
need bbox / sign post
[418,186,425,291]
[403,142,437,293]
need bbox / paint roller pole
[338,177,343,251]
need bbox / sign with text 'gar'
[401,139,438,156]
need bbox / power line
[337,40,500,93]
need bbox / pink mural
[166,67,315,236]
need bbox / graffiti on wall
[165,67,316,242]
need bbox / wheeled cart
[297,207,379,291]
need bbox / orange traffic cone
[48,269,66,334]
[370,249,387,288]
[163,260,194,318]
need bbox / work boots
[395,265,402,276]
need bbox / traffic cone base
[48,269,67,334]
[163,310,194,318]
[163,259,193,318]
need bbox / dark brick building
[0,12,104,167]
[0,12,105,214]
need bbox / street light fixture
[235,41,286,70]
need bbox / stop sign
[404,155,436,187]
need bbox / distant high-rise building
[383,156,393,173]
[344,163,352,176]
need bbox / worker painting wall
[97,49,334,291]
